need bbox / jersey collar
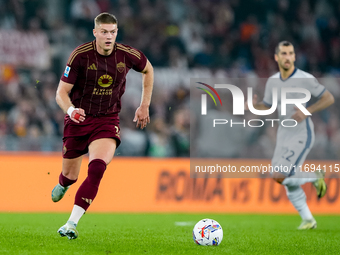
[280,67,297,81]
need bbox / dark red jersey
[61,41,147,115]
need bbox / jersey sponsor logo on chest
[117,62,125,73]
[98,74,113,88]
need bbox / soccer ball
[192,219,223,246]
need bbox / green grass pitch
[0,213,339,255]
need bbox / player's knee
[273,177,285,184]
[88,159,107,186]
[272,172,286,184]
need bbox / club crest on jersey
[117,62,125,73]
[98,74,113,88]
[64,66,71,77]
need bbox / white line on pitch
[175,221,195,226]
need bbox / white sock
[284,185,313,220]
[68,205,85,225]
[282,171,318,186]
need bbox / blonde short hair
[94,13,118,27]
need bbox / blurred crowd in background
[0,0,340,159]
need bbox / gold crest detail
[117,62,125,73]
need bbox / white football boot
[297,218,317,230]
[58,221,78,240]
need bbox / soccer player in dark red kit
[51,12,153,239]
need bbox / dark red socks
[59,173,77,187]
[74,159,107,211]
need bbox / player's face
[93,23,118,55]
[275,45,295,71]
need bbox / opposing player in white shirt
[251,41,334,229]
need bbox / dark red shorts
[62,114,121,159]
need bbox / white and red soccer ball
[192,219,223,246]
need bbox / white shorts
[271,133,314,177]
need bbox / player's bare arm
[291,90,334,123]
[56,80,86,123]
[134,59,154,129]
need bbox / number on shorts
[282,149,295,162]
